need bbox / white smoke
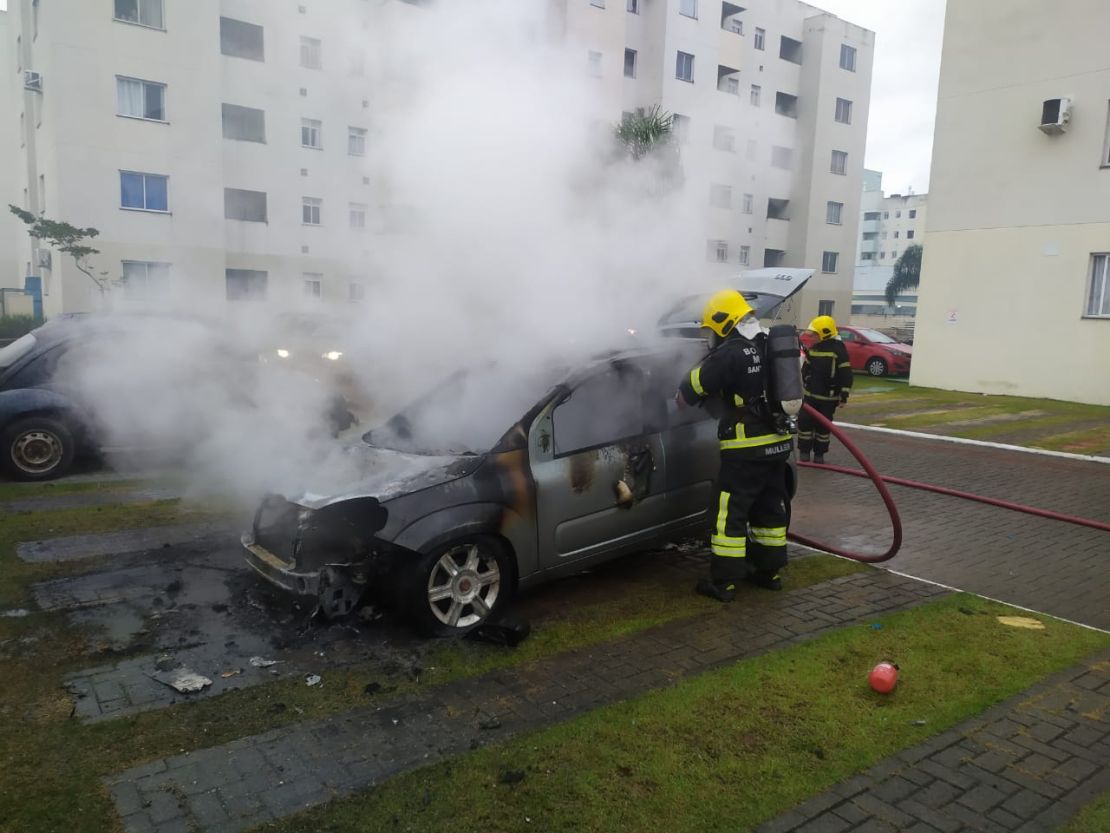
[57,0,709,502]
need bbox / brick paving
[755,650,1110,833]
[16,522,232,564]
[106,570,945,832]
[791,429,1110,630]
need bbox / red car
[800,325,912,377]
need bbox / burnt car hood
[292,444,480,510]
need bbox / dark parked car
[243,337,799,636]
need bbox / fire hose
[785,403,1110,564]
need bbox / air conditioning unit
[36,250,52,269]
[1039,97,1071,135]
[23,71,42,92]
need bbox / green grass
[0,495,864,833]
[262,595,1110,833]
[1061,790,1110,833]
[0,478,147,502]
[845,376,1110,454]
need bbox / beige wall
[913,0,1110,405]
[0,11,23,293]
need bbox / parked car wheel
[866,357,888,377]
[406,535,513,637]
[2,416,77,481]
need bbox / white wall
[0,11,23,292]
[913,0,1110,405]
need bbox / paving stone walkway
[756,650,1110,833]
[106,570,945,833]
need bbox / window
[895,210,902,219]
[779,36,802,64]
[907,230,915,240]
[775,92,798,118]
[750,84,761,106]
[624,48,637,78]
[303,274,323,298]
[225,269,267,301]
[671,113,690,142]
[708,240,729,263]
[348,126,367,156]
[818,300,835,316]
[753,27,765,50]
[739,245,751,266]
[861,252,876,261]
[741,193,753,214]
[831,149,848,175]
[222,104,265,142]
[120,171,168,211]
[764,249,785,267]
[301,118,322,148]
[880,252,887,260]
[894,231,900,238]
[675,51,694,82]
[863,211,880,221]
[588,50,603,77]
[349,282,366,302]
[627,0,639,12]
[679,0,697,18]
[771,146,793,170]
[826,201,843,225]
[892,250,898,259]
[909,209,917,219]
[349,202,367,229]
[220,17,264,61]
[121,260,170,294]
[719,74,739,94]
[300,36,322,69]
[302,197,322,225]
[835,97,853,124]
[1087,255,1110,316]
[883,211,889,219]
[713,125,735,152]
[709,184,732,209]
[114,0,164,29]
[767,198,789,220]
[862,232,878,241]
[224,188,267,222]
[821,251,839,273]
[552,368,645,456]
[839,44,857,72]
[116,77,165,121]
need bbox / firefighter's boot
[746,571,783,591]
[696,578,736,603]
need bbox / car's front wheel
[406,536,513,637]
[866,357,888,377]
[1,416,77,481]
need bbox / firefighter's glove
[839,391,850,405]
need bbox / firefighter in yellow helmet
[676,290,794,602]
[798,315,853,464]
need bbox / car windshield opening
[363,363,562,455]
[0,333,38,370]
[855,328,897,344]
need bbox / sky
[813,0,947,194]
[0,0,946,191]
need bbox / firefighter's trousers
[798,397,838,455]
[709,454,790,586]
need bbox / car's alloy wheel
[867,357,888,377]
[426,542,502,630]
[2,417,76,481]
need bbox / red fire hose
[786,403,1110,563]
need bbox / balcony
[774,92,798,119]
[717,64,741,95]
[721,2,745,33]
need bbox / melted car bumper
[242,532,320,598]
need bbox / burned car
[243,338,798,636]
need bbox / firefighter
[677,290,794,602]
[798,315,853,464]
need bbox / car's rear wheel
[2,416,77,482]
[406,536,513,637]
[866,357,888,377]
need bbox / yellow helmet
[807,315,838,340]
[701,290,754,338]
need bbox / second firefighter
[798,314,853,464]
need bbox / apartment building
[913,0,1110,405]
[851,168,925,328]
[1,0,418,315]
[557,0,875,323]
[0,10,20,300]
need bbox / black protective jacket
[803,338,853,402]
[678,333,792,460]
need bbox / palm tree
[614,105,674,161]
[885,244,922,307]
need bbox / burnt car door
[528,359,668,569]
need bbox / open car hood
[292,445,480,510]
[657,268,815,329]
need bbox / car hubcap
[12,430,64,475]
[869,360,885,376]
[427,544,501,629]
